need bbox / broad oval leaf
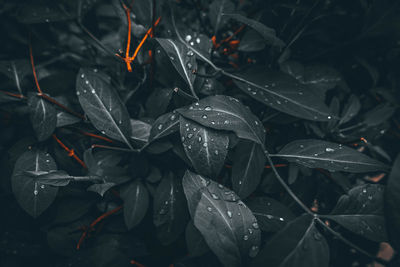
[232,140,265,199]
[251,215,329,267]
[153,173,189,245]
[275,139,389,173]
[121,180,149,230]
[245,197,296,232]
[148,111,180,143]
[223,13,285,47]
[130,119,151,145]
[76,68,132,149]
[362,103,396,127]
[339,94,361,125]
[155,38,197,93]
[385,154,400,250]
[182,170,261,267]
[27,93,57,141]
[177,95,265,147]
[325,184,388,242]
[180,116,229,179]
[209,0,235,35]
[11,149,58,218]
[233,68,334,121]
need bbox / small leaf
[385,154,400,250]
[130,119,151,145]
[76,68,132,149]
[12,149,58,218]
[250,215,329,267]
[246,197,296,232]
[209,0,235,35]
[0,59,30,92]
[182,170,261,267]
[325,184,387,242]
[153,173,189,245]
[339,95,361,125]
[238,30,267,52]
[180,116,229,179]
[233,67,334,121]
[232,140,265,199]
[155,38,197,93]
[87,183,116,197]
[223,13,285,47]
[27,93,57,141]
[276,139,389,173]
[148,111,180,143]
[177,95,265,147]
[121,180,149,230]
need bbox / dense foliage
[1,0,400,266]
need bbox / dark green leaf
[185,220,209,257]
[11,149,58,217]
[27,93,57,141]
[155,38,197,93]
[385,154,400,250]
[276,139,389,173]
[233,68,335,121]
[130,119,151,145]
[238,30,267,52]
[362,103,396,127]
[87,182,116,196]
[76,68,133,149]
[177,95,265,147]
[25,170,71,186]
[223,13,285,47]
[153,172,189,245]
[232,140,265,199]
[209,0,235,35]
[121,180,149,230]
[0,59,30,92]
[251,215,329,267]
[325,184,387,242]
[180,116,229,179]
[339,95,361,125]
[182,170,261,267]
[145,87,173,118]
[246,197,296,232]
[148,111,180,143]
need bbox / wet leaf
[27,93,57,141]
[153,172,189,245]
[275,139,390,173]
[121,180,149,230]
[25,170,72,186]
[326,184,387,242]
[145,87,173,118]
[233,67,335,121]
[76,68,132,149]
[223,13,285,47]
[180,116,229,179]
[155,38,197,93]
[147,111,180,143]
[251,215,329,267]
[182,170,261,267]
[177,95,265,147]
[11,149,58,217]
[232,140,265,199]
[87,182,116,197]
[246,197,296,232]
[209,0,235,35]
[130,119,151,145]
[385,154,400,250]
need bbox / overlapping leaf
[385,154,400,250]
[223,13,285,47]
[155,38,197,93]
[339,94,361,125]
[275,139,389,173]
[76,68,132,149]
[232,140,265,199]
[209,0,235,35]
[180,116,229,179]
[177,95,265,147]
[121,180,149,230]
[27,93,57,141]
[325,184,388,242]
[148,111,180,143]
[251,215,329,267]
[233,67,334,121]
[182,170,261,267]
[12,149,58,217]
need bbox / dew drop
[91,89,96,94]
[185,35,192,42]
[158,124,163,130]
[249,246,259,257]
[276,100,281,104]
[254,120,259,125]
[187,133,193,139]
[46,159,50,163]
[190,41,194,46]
[252,222,259,229]
[80,74,85,78]
[33,190,38,195]
[368,195,373,200]
[83,89,87,93]
[76,91,80,96]
[227,211,232,218]
[202,114,207,119]
[279,217,284,221]
[362,188,367,193]
[218,184,224,189]
[159,208,167,215]
[211,121,215,125]
[224,120,229,124]
[187,50,194,56]
[207,207,212,212]
[187,62,192,69]
[248,229,253,234]
[189,106,194,110]
[170,56,175,61]
[188,145,192,150]
[196,37,201,44]
[214,150,219,155]
[203,143,208,148]
[211,193,219,200]
[181,136,185,142]
[40,185,45,189]
[327,116,332,120]
[243,235,249,241]
[198,136,202,142]
[170,114,176,120]
[325,148,335,152]
[205,106,212,111]
[85,80,89,85]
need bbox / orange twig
[76,205,122,249]
[29,43,42,94]
[52,134,87,168]
[130,259,146,267]
[131,17,161,62]
[0,90,25,99]
[214,25,246,49]
[80,131,114,143]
